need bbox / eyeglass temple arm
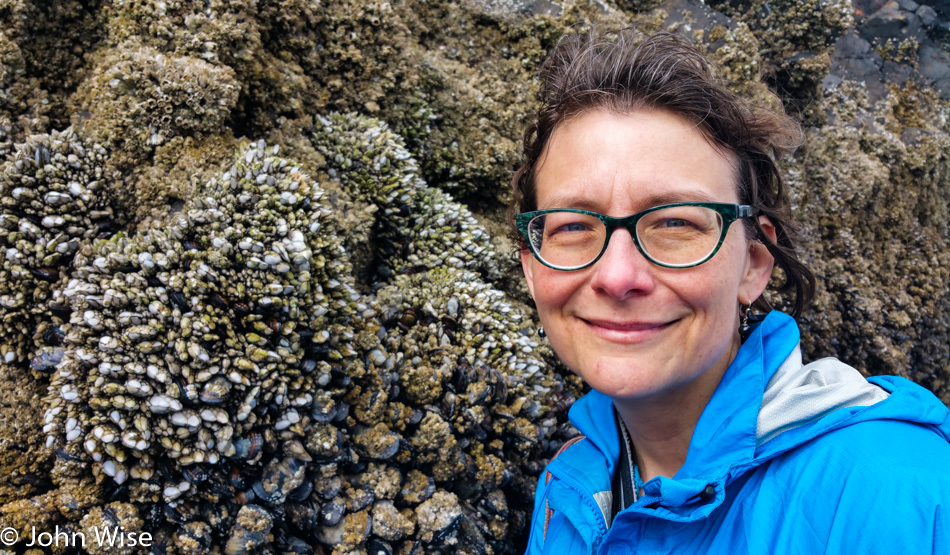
[737,205,759,218]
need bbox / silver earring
[739,304,751,335]
[739,304,765,341]
[538,326,546,339]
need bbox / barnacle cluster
[707,0,854,102]
[43,139,357,487]
[32,132,576,553]
[0,127,122,367]
[312,113,499,280]
[76,45,240,158]
[0,119,12,160]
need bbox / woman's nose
[588,228,657,300]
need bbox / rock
[860,1,925,42]
[919,43,950,98]
[0,1,947,553]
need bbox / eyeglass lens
[527,206,725,268]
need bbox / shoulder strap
[542,435,587,546]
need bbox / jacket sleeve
[805,421,950,554]
[821,490,949,554]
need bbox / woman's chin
[580,356,674,400]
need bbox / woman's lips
[580,317,675,342]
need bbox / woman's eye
[556,222,588,233]
[660,218,689,228]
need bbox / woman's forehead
[533,109,740,212]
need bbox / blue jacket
[527,311,950,554]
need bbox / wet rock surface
[0,1,946,553]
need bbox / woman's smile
[579,316,677,344]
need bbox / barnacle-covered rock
[708,0,854,102]
[0,33,28,142]
[0,361,53,504]
[100,0,313,133]
[0,127,123,366]
[0,1,100,141]
[102,0,259,67]
[790,81,950,400]
[345,266,580,551]
[79,502,144,555]
[43,139,359,495]
[32,132,579,553]
[225,504,274,555]
[257,0,604,199]
[312,112,498,279]
[0,2,945,554]
[75,44,240,160]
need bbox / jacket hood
[563,310,950,522]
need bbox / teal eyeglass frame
[516,202,761,270]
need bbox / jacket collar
[561,311,799,516]
[677,310,799,481]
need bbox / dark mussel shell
[182,464,211,484]
[232,301,251,317]
[210,292,229,309]
[320,497,346,526]
[29,266,60,282]
[477,489,509,520]
[200,376,232,404]
[453,357,474,393]
[306,342,332,361]
[345,487,375,513]
[280,535,314,555]
[313,474,343,500]
[42,325,65,346]
[287,480,313,503]
[366,538,394,555]
[286,497,321,531]
[225,530,265,555]
[233,432,264,461]
[169,290,189,312]
[30,348,64,372]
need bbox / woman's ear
[739,215,776,305]
[521,249,537,301]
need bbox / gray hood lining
[756,344,891,446]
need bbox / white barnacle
[102,460,117,477]
[163,485,181,500]
[147,395,180,414]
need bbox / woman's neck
[612,337,738,483]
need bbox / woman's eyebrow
[537,189,720,211]
[536,195,603,211]
[635,190,719,208]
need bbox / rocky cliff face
[0,0,946,553]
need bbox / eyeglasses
[516,202,760,270]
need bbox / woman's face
[521,108,774,403]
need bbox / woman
[511,29,950,554]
